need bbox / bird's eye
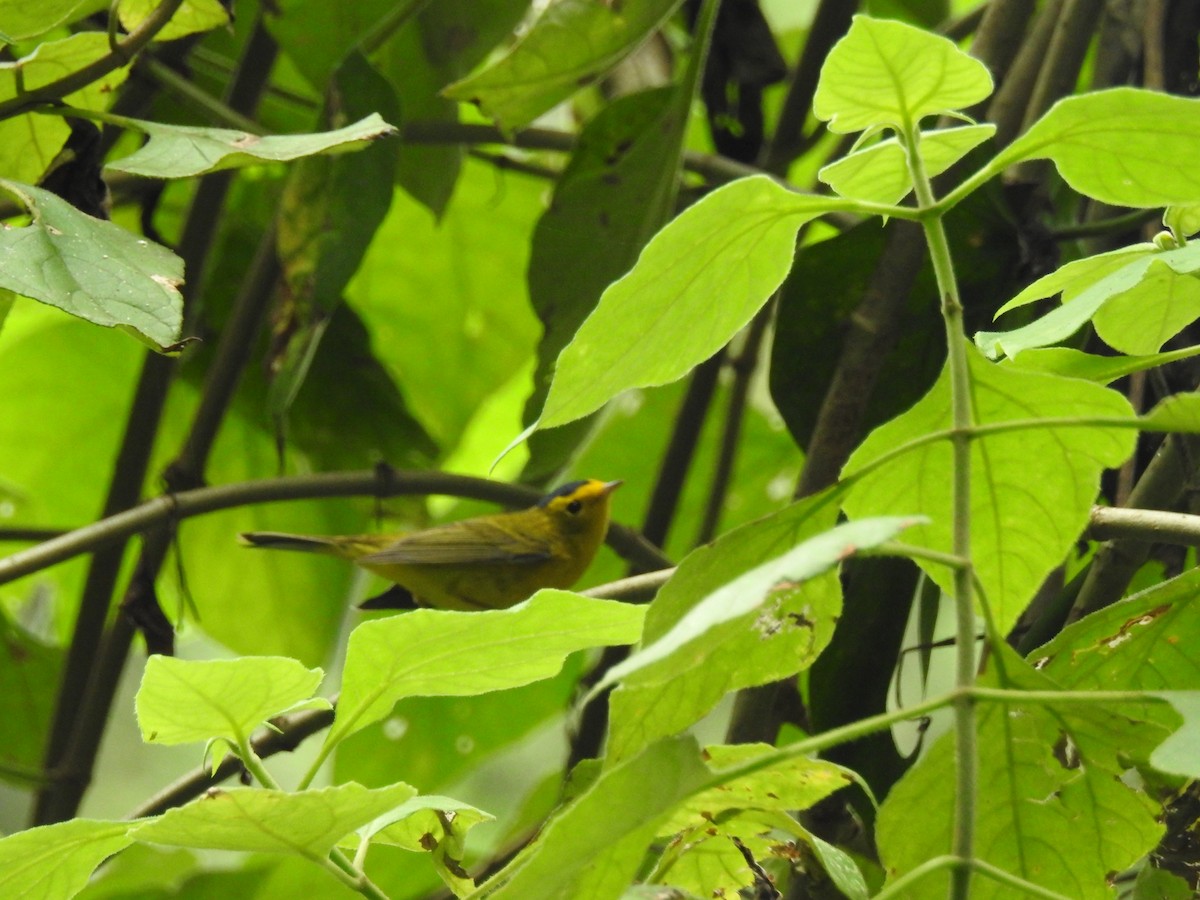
[566,499,583,514]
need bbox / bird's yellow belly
[361,557,585,611]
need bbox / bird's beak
[602,480,623,494]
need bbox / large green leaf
[877,650,1163,898]
[136,655,325,747]
[605,489,845,760]
[843,344,1135,633]
[106,114,396,179]
[324,591,645,752]
[537,176,835,431]
[813,16,992,134]
[0,180,182,349]
[333,658,583,795]
[999,88,1200,207]
[0,819,133,899]
[344,159,543,448]
[486,736,712,900]
[132,783,417,857]
[443,0,683,133]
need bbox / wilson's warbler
[240,479,622,611]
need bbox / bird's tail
[239,532,347,556]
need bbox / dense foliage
[1,1,1199,898]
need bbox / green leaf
[175,389,362,665]
[359,795,493,851]
[0,819,133,899]
[0,0,105,41]
[266,0,402,89]
[106,114,397,179]
[0,180,183,350]
[324,591,645,751]
[0,307,143,637]
[344,159,543,448]
[443,0,684,133]
[605,489,844,760]
[357,795,493,896]
[819,124,995,204]
[524,86,687,475]
[993,243,1153,318]
[0,613,61,781]
[486,736,712,900]
[135,655,325,747]
[537,176,833,431]
[664,743,856,827]
[979,241,1200,359]
[117,0,229,40]
[843,344,1135,633]
[1140,393,1200,434]
[1005,345,1200,384]
[0,33,130,184]
[999,88,1200,207]
[1092,260,1200,354]
[607,515,920,686]
[379,0,529,217]
[813,15,992,134]
[132,783,417,857]
[1148,692,1200,776]
[1029,568,1200,774]
[334,654,584,806]
[1034,566,1200,695]
[877,649,1162,898]
[1164,204,1200,242]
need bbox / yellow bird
[240,479,622,611]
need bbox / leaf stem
[321,849,390,900]
[902,123,978,900]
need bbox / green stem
[873,855,1072,900]
[236,738,280,790]
[320,849,390,899]
[902,123,978,900]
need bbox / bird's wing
[358,519,554,567]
